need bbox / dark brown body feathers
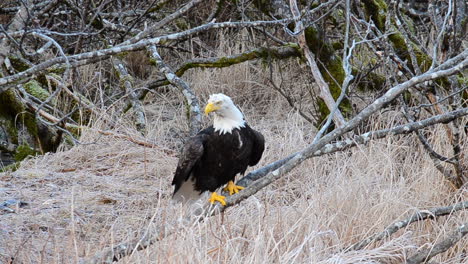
[172,124,264,196]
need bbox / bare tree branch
[289,0,346,128]
[120,0,204,45]
[347,201,468,252]
[112,58,146,133]
[430,0,453,70]
[230,50,468,204]
[0,1,31,68]
[406,222,468,264]
[0,19,291,88]
[313,0,354,142]
[144,45,301,92]
[147,45,202,135]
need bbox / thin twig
[313,0,354,142]
[406,222,468,264]
[112,58,146,133]
[346,201,468,252]
[289,0,346,128]
[147,45,202,135]
[0,19,292,88]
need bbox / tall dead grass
[0,32,467,264]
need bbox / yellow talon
[208,192,226,206]
[223,181,244,195]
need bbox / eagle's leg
[223,180,244,195]
[208,192,226,206]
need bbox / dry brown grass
[1,33,467,264]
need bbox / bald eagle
[172,93,265,205]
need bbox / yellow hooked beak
[204,102,220,115]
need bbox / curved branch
[121,0,204,45]
[112,58,146,132]
[145,45,301,91]
[406,222,468,264]
[347,201,468,252]
[0,19,291,88]
[148,45,202,135]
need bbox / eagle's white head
[204,93,245,134]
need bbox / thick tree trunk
[0,88,62,167]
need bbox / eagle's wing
[249,128,265,166]
[171,135,205,194]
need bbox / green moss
[252,0,274,15]
[0,89,26,118]
[33,68,65,87]
[388,32,407,56]
[23,113,39,140]
[457,75,468,86]
[24,80,51,101]
[65,124,81,136]
[0,117,18,145]
[352,67,387,92]
[8,56,31,72]
[361,0,388,30]
[0,89,39,141]
[403,90,412,103]
[332,42,344,51]
[121,74,134,84]
[14,144,38,161]
[115,52,129,60]
[413,44,431,72]
[49,67,66,75]
[317,100,329,124]
[304,26,352,124]
[304,27,334,60]
[401,13,416,34]
[91,17,103,30]
[284,42,300,49]
[40,73,61,89]
[149,58,158,66]
[0,161,20,172]
[175,18,189,30]
[174,46,301,77]
[0,91,22,144]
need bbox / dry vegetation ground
[1,38,467,264]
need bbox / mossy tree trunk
[361,0,432,73]
[303,26,353,126]
[0,88,62,167]
[252,0,388,127]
